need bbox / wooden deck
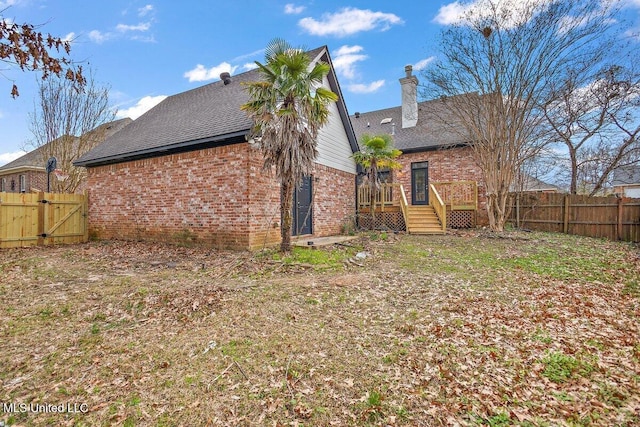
[357,182,478,234]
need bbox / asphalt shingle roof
[349,97,472,152]
[0,118,131,172]
[76,47,331,167]
[612,164,640,185]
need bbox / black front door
[411,162,429,205]
[292,176,313,236]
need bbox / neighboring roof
[76,46,358,167]
[513,174,560,192]
[0,118,131,174]
[349,97,472,152]
[612,164,640,186]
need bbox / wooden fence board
[508,192,640,242]
[0,192,88,248]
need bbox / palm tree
[241,39,338,252]
[352,134,402,224]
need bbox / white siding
[624,185,640,198]
[315,78,356,174]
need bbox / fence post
[37,191,45,245]
[516,194,520,229]
[617,197,624,241]
[563,194,570,234]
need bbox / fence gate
[0,192,88,248]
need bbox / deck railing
[399,185,409,229]
[357,183,400,212]
[429,184,447,232]
[432,181,478,211]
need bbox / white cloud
[284,3,305,14]
[433,1,468,25]
[434,0,550,27]
[332,45,385,94]
[0,1,17,9]
[298,7,403,37]
[231,48,265,63]
[183,62,238,82]
[88,30,110,44]
[116,95,167,120]
[242,62,258,71]
[347,80,385,94]
[0,150,27,166]
[332,45,367,79]
[413,57,435,71]
[63,32,75,42]
[138,4,154,17]
[116,22,151,32]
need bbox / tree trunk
[569,147,578,194]
[369,161,378,225]
[280,179,294,252]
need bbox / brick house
[75,46,358,250]
[0,118,131,194]
[351,66,485,232]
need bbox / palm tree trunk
[280,179,294,252]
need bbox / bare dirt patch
[1,233,638,426]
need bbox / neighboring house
[75,46,358,250]
[350,65,485,232]
[511,174,560,193]
[0,118,131,193]
[612,165,640,198]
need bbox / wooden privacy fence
[0,192,88,248]
[508,192,640,242]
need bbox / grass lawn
[0,231,638,426]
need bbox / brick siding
[86,143,356,250]
[395,147,488,225]
[0,170,47,193]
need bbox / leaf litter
[0,232,638,426]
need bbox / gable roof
[349,97,473,153]
[612,164,640,186]
[76,46,358,167]
[0,118,131,174]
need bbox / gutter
[74,130,250,167]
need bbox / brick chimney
[399,65,418,128]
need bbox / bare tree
[1,7,84,97]
[424,0,624,231]
[541,64,640,195]
[28,70,115,193]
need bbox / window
[0,178,5,192]
[19,174,26,193]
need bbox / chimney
[399,65,418,128]
[220,72,231,85]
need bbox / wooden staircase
[405,205,445,234]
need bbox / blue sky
[1,0,639,165]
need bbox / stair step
[404,204,445,234]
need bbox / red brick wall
[86,143,356,250]
[395,147,488,224]
[0,170,47,193]
[312,163,356,237]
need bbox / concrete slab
[292,235,359,248]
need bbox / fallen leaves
[0,233,638,426]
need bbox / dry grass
[0,231,639,426]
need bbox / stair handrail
[429,184,447,232]
[399,185,409,232]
